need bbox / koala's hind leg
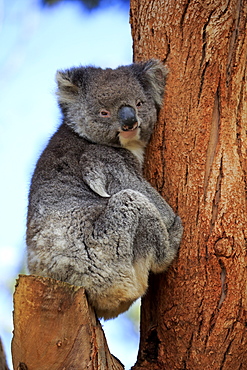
[85,189,172,317]
[91,189,170,260]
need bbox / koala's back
[28,124,96,213]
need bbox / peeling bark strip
[11,275,124,370]
[130,0,247,369]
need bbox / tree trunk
[11,275,124,370]
[130,0,247,369]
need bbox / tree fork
[11,275,124,370]
[130,0,247,369]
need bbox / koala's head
[56,60,168,158]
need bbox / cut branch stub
[11,275,124,370]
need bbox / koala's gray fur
[26,59,183,319]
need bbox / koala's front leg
[142,184,183,256]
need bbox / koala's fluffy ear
[131,59,168,108]
[56,69,80,105]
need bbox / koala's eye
[99,109,111,117]
[136,100,143,108]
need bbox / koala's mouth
[121,121,139,132]
[119,122,139,139]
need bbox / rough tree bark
[11,275,124,370]
[130,0,247,369]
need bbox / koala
[26,59,183,320]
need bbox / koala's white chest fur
[119,128,145,164]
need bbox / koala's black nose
[118,106,138,131]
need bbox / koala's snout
[118,106,138,131]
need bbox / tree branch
[11,275,124,370]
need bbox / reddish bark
[130,0,247,369]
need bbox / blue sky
[0,0,140,368]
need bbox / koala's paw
[168,215,183,252]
